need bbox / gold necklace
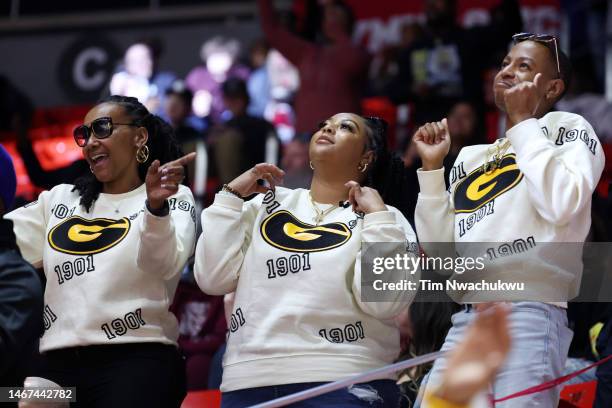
[482,138,512,174]
[309,191,339,225]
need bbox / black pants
[37,343,186,408]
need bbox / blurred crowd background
[1,0,611,400]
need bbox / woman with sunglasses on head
[194,113,419,407]
[5,95,197,408]
[413,34,605,407]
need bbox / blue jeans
[221,380,401,408]
[420,302,573,408]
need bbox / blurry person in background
[400,100,483,227]
[246,39,300,143]
[246,39,272,118]
[395,302,460,406]
[163,81,202,189]
[258,0,370,137]
[0,144,43,393]
[186,36,250,124]
[210,78,280,185]
[368,22,425,97]
[264,49,300,143]
[109,40,177,116]
[387,0,522,125]
[403,100,483,182]
[163,81,201,145]
[280,134,311,189]
[443,100,484,168]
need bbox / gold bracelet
[222,184,243,199]
[423,391,468,408]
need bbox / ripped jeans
[221,379,401,407]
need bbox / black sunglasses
[512,32,560,78]
[73,117,139,147]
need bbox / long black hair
[361,116,414,219]
[72,95,183,211]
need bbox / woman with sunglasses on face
[413,34,605,407]
[6,95,197,407]
[194,113,419,407]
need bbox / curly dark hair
[72,95,183,211]
[361,116,414,219]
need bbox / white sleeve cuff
[213,192,244,211]
[363,210,396,227]
[506,118,549,155]
[416,167,447,198]
[142,208,172,235]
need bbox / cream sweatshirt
[6,183,196,351]
[415,112,605,303]
[194,187,419,391]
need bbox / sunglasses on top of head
[512,32,560,78]
[73,117,139,147]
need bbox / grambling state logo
[261,210,351,253]
[48,216,131,255]
[454,154,523,213]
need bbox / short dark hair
[520,38,572,102]
[222,77,250,104]
[555,48,572,101]
[165,80,193,107]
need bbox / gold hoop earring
[309,161,314,170]
[358,162,368,173]
[136,145,150,164]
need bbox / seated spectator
[171,279,226,391]
[444,100,485,168]
[210,78,280,185]
[163,81,203,188]
[109,40,177,116]
[186,36,250,123]
[163,81,201,145]
[396,302,460,406]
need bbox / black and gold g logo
[48,216,131,255]
[261,210,351,252]
[454,154,523,213]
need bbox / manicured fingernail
[161,176,167,182]
[162,169,168,175]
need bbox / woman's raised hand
[412,118,451,171]
[345,181,386,215]
[146,152,196,210]
[228,163,285,197]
